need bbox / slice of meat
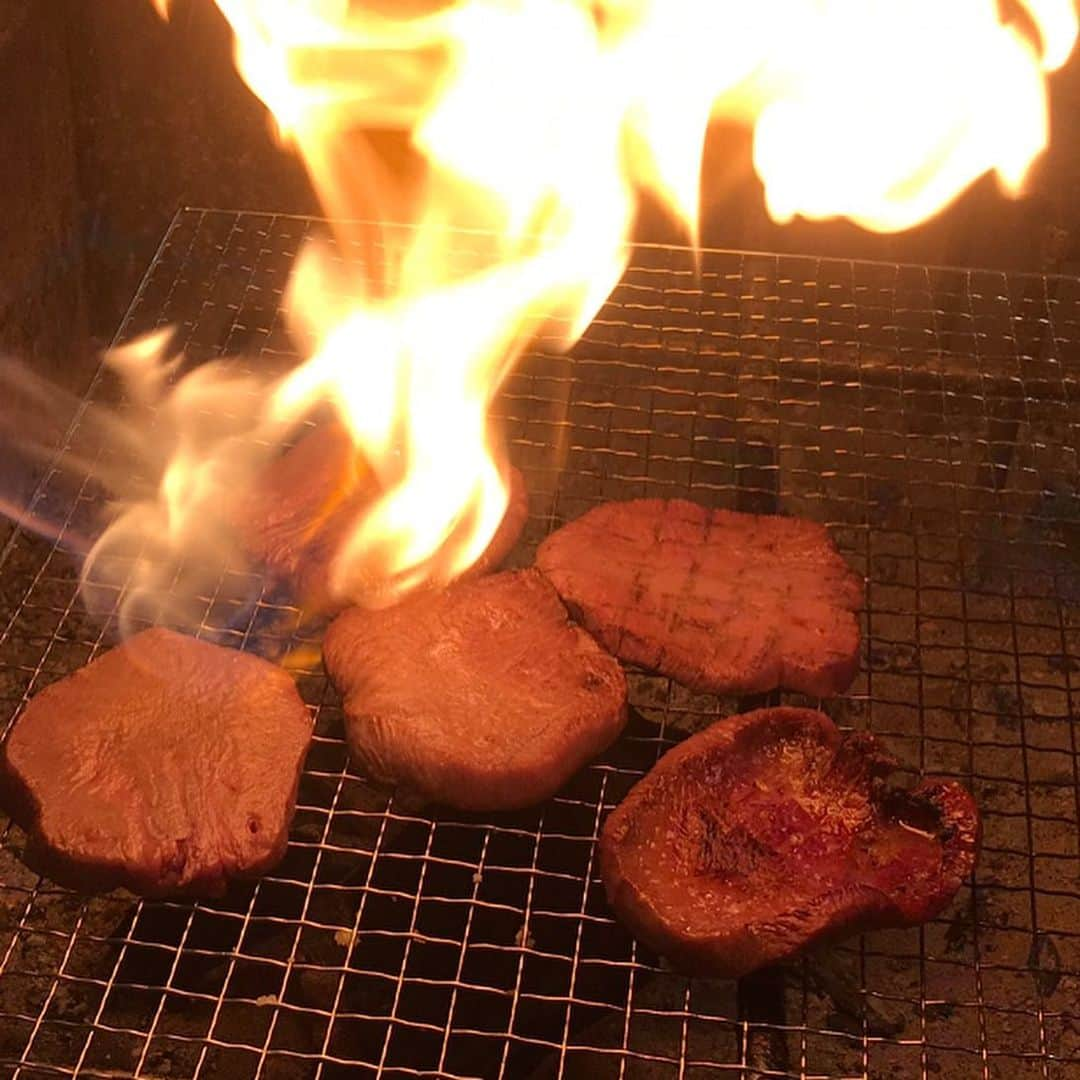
[536,499,863,697]
[1,628,312,897]
[231,419,377,611]
[323,569,627,811]
[599,707,980,977]
[235,420,529,611]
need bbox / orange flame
[115,0,1074,624]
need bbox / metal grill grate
[1,208,1079,1079]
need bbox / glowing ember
[83,0,1076,627]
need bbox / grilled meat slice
[536,499,863,697]
[323,569,627,811]
[1,628,312,897]
[599,707,980,978]
[236,420,528,610]
[233,418,375,611]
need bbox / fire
[742,0,1077,232]
[89,0,1074,625]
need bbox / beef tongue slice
[231,418,374,610]
[599,707,980,978]
[536,499,864,697]
[323,569,627,811]
[235,419,529,612]
[1,628,312,897]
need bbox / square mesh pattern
[1,208,1079,1079]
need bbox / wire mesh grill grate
[1,208,1079,1079]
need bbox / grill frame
[0,207,1078,1079]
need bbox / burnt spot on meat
[879,785,946,837]
[161,838,191,885]
[599,707,980,979]
[695,817,777,882]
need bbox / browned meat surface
[323,569,627,811]
[236,420,528,610]
[536,499,863,697]
[1,628,312,897]
[600,708,980,978]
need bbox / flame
[102,0,1074,626]
[742,0,1076,232]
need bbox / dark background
[3,0,1080,496]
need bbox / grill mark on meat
[599,707,981,978]
[0,628,312,897]
[323,569,627,812]
[536,499,864,697]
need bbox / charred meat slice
[235,419,529,611]
[599,707,980,978]
[1,628,312,897]
[323,569,627,811]
[536,499,863,697]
